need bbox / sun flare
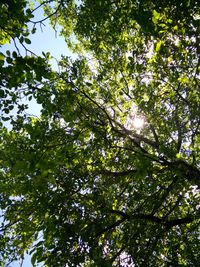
[133,117,144,129]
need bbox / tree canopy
[0,1,200,266]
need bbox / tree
[0,0,200,266]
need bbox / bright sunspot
[133,117,144,129]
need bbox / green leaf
[6,57,13,64]
[0,89,4,98]
[12,51,18,58]
[155,40,163,52]
[0,52,5,61]
[19,36,24,43]
[152,10,161,24]
[24,38,31,44]
[1,116,10,121]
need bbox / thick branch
[170,160,200,187]
[165,217,194,228]
[109,210,195,229]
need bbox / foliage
[0,0,32,45]
[0,0,200,266]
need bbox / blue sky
[1,4,75,267]
[2,4,74,63]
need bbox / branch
[96,217,127,237]
[109,210,130,219]
[132,213,162,223]
[30,3,62,25]
[109,209,195,228]
[175,118,182,152]
[80,90,115,129]
[96,208,195,240]
[165,217,194,228]
[170,160,200,187]
[119,70,132,99]
[149,124,159,148]
[31,0,54,13]
[151,177,178,215]
[20,41,37,56]
[113,122,158,149]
